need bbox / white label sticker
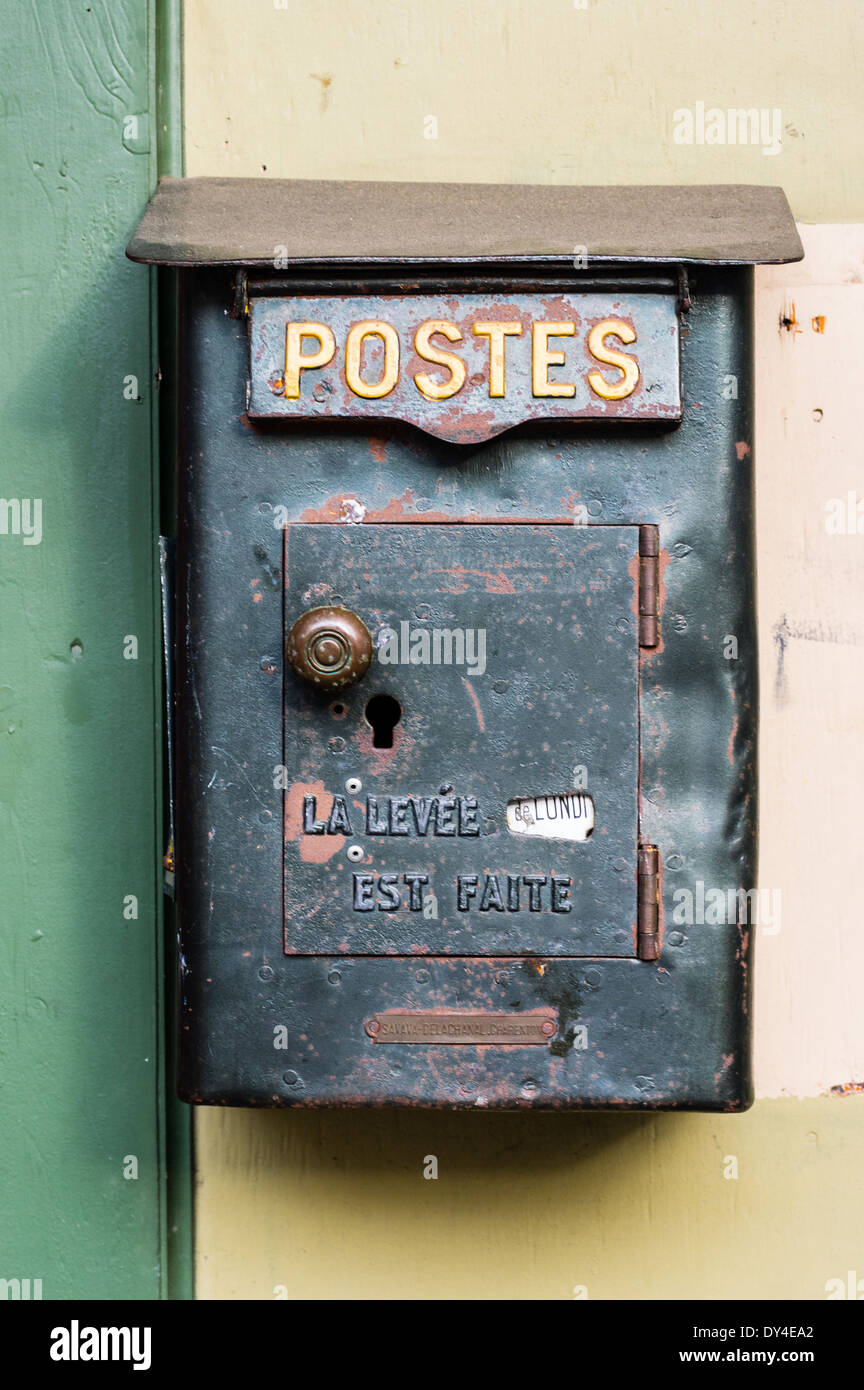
[505,791,594,842]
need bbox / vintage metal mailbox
[128,180,802,1109]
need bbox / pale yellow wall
[183,0,864,1299]
[196,1102,864,1300]
[185,0,863,220]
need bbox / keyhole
[365,693,402,749]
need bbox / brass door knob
[285,606,373,689]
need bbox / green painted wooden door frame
[0,0,191,1299]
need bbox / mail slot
[128,179,802,1109]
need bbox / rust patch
[430,564,516,595]
[310,72,333,114]
[780,300,803,336]
[561,488,585,518]
[284,780,345,862]
[299,496,353,524]
[294,503,592,528]
[462,677,485,732]
[367,489,447,523]
[727,713,739,767]
[368,436,387,463]
[736,926,750,1015]
[298,490,449,525]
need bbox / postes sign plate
[248,292,681,442]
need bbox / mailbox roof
[126,177,802,268]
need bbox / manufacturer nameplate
[365,1012,557,1045]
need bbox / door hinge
[637,843,660,961]
[639,524,659,648]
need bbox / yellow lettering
[532,322,575,397]
[284,322,336,399]
[472,321,522,397]
[586,319,640,400]
[413,320,466,401]
[345,320,400,399]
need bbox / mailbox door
[283,522,641,958]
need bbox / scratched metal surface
[248,292,681,440]
[283,523,639,957]
[175,264,756,1110]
